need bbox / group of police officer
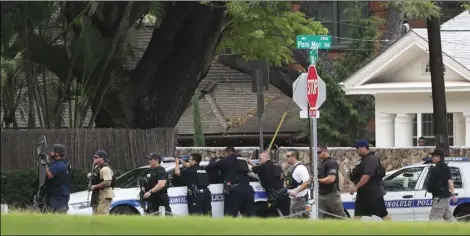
[40,144,116,215]
[41,141,458,221]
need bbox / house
[340,11,470,148]
[295,1,464,58]
[175,63,304,147]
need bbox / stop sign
[307,65,319,109]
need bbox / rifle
[138,177,147,213]
[32,135,49,213]
[87,163,96,207]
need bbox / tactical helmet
[52,144,66,157]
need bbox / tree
[300,2,382,146]
[1,1,326,129]
[192,91,205,147]
[217,2,327,96]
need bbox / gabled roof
[341,11,470,95]
[440,10,470,31]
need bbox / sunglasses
[93,155,100,159]
[317,150,323,154]
[286,155,292,157]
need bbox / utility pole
[426,10,450,155]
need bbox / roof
[440,10,470,31]
[228,94,302,134]
[341,11,470,95]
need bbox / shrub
[1,168,88,208]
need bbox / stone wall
[175,146,470,192]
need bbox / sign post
[307,65,319,220]
[295,34,330,220]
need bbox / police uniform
[285,162,310,218]
[350,152,388,218]
[144,165,172,215]
[180,164,212,215]
[91,159,115,215]
[251,160,289,217]
[206,154,255,217]
[426,148,456,221]
[45,144,71,213]
[318,157,346,219]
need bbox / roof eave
[344,86,470,95]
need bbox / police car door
[413,164,466,221]
[381,166,426,221]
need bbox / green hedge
[1,168,124,208]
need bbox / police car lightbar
[422,156,468,163]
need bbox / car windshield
[114,167,149,188]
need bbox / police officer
[349,140,391,220]
[317,144,347,219]
[426,148,457,221]
[285,149,310,218]
[174,153,212,215]
[143,153,172,215]
[247,152,289,217]
[206,146,255,217]
[44,144,71,213]
[90,150,115,215]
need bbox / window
[114,167,149,188]
[382,167,425,192]
[304,1,369,45]
[412,113,454,146]
[422,167,463,189]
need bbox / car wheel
[110,205,139,215]
[455,205,470,222]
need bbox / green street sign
[309,49,318,64]
[296,35,332,49]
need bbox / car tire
[110,205,139,215]
[455,205,470,222]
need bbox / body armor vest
[47,159,71,186]
[195,165,210,188]
[285,163,302,189]
[92,163,116,188]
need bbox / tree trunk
[94,2,228,128]
[380,4,404,50]
[427,16,450,154]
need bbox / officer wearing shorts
[317,144,347,219]
[45,144,71,213]
[90,150,115,215]
[349,140,391,220]
[174,153,212,215]
[426,148,457,221]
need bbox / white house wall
[375,92,470,114]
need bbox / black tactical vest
[92,162,116,188]
[48,158,71,186]
[286,163,303,189]
[195,165,210,188]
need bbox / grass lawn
[1,213,469,235]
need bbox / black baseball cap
[146,152,162,162]
[95,150,108,161]
[430,148,445,158]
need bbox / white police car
[340,157,470,221]
[67,157,268,217]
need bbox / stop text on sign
[307,79,318,95]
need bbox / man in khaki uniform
[90,150,115,215]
